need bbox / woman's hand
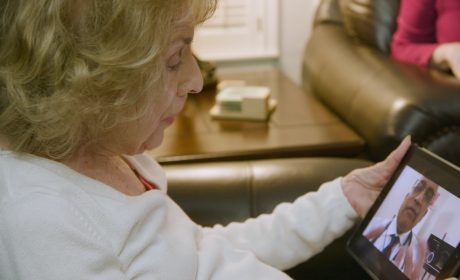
[341,136,411,217]
[432,42,460,79]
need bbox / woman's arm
[200,137,411,271]
[201,178,358,271]
[390,0,439,66]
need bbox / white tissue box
[210,86,276,121]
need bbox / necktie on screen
[382,234,400,258]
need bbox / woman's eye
[168,60,184,71]
[167,49,184,71]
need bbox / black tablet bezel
[347,144,460,280]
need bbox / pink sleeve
[390,0,440,66]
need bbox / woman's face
[114,23,203,155]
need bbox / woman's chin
[124,141,162,155]
[145,141,163,152]
[142,134,165,153]
[123,127,166,155]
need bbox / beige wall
[279,0,320,85]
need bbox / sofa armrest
[162,157,372,279]
[303,23,460,165]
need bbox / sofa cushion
[339,0,400,54]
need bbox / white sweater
[0,151,358,280]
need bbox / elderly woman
[0,0,411,279]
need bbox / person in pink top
[391,0,460,78]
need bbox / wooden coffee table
[150,70,364,164]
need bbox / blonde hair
[0,0,216,159]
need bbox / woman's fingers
[383,136,411,173]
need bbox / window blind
[193,0,279,61]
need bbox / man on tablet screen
[364,177,439,279]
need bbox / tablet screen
[347,145,460,280]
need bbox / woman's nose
[178,55,203,97]
[188,57,204,94]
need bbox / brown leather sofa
[163,158,373,279]
[303,0,460,167]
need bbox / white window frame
[193,0,279,62]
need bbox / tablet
[347,144,460,280]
